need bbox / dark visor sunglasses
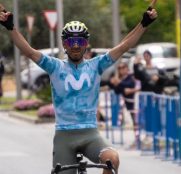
[63,37,88,47]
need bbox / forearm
[124,87,140,95]
[109,6,157,61]
[109,23,146,60]
[121,23,140,43]
[10,28,41,62]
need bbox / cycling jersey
[36,53,115,130]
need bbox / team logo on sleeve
[65,73,91,91]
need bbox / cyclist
[0,3,157,174]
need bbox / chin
[73,57,83,61]
[69,54,82,62]
[71,53,82,59]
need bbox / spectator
[134,50,179,94]
[84,44,97,59]
[108,62,140,147]
[0,52,5,97]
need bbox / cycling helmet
[62,21,90,40]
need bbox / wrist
[141,7,156,27]
[9,26,15,31]
[139,22,147,29]
[0,10,14,30]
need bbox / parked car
[21,61,49,91]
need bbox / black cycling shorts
[53,128,112,174]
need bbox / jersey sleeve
[97,52,116,75]
[36,54,61,75]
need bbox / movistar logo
[65,73,91,91]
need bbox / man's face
[143,52,151,64]
[118,64,129,76]
[63,37,88,62]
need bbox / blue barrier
[102,91,124,145]
[138,92,180,162]
[138,92,155,151]
[152,95,161,155]
[178,99,181,163]
[110,91,124,145]
[104,91,110,139]
[110,92,120,127]
[165,98,179,161]
[101,91,181,163]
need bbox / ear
[62,40,67,49]
[85,40,89,47]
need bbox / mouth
[71,48,81,53]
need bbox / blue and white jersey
[36,53,115,130]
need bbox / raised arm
[109,4,157,61]
[0,4,41,62]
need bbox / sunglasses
[64,37,88,47]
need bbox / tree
[121,0,176,43]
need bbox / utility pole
[56,0,64,59]
[26,15,34,95]
[13,0,22,100]
[176,0,181,57]
[179,0,181,56]
[112,0,121,46]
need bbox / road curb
[8,111,55,124]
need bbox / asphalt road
[0,111,180,174]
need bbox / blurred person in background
[0,52,5,98]
[134,50,179,94]
[0,3,157,173]
[108,62,140,148]
[84,44,97,59]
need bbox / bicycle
[51,153,116,174]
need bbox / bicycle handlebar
[51,160,116,174]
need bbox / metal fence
[138,92,181,162]
[100,91,181,164]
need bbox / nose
[72,42,80,48]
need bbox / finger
[147,11,157,19]
[149,0,157,8]
[5,12,11,16]
[0,4,5,12]
[0,14,6,21]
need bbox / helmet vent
[62,21,90,39]
[70,26,73,31]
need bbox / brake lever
[51,163,62,174]
[106,160,116,174]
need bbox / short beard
[66,49,86,63]
[68,55,82,63]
